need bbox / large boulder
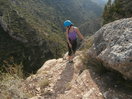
[88,18,132,80]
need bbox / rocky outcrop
[88,18,132,80]
[21,51,104,99]
[0,50,131,99]
[19,51,132,99]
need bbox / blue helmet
[64,20,73,27]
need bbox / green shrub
[0,61,29,99]
[39,79,50,88]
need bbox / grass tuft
[0,60,29,99]
[39,79,50,88]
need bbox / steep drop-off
[0,0,66,73]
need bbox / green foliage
[103,0,132,24]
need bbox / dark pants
[67,39,77,56]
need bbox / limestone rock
[88,18,132,79]
[20,50,131,99]
[37,59,57,73]
[21,51,103,99]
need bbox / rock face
[89,18,132,80]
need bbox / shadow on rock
[53,62,74,97]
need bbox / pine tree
[102,0,132,25]
[107,0,112,7]
[102,0,113,24]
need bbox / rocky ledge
[20,51,131,99]
[21,51,104,99]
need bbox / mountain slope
[79,18,102,36]
[10,0,103,30]
[0,0,103,74]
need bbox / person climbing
[64,20,84,63]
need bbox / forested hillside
[79,18,102,36]
[9,0,103,34]
[0,0,103,74]
[103,0,132,24]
